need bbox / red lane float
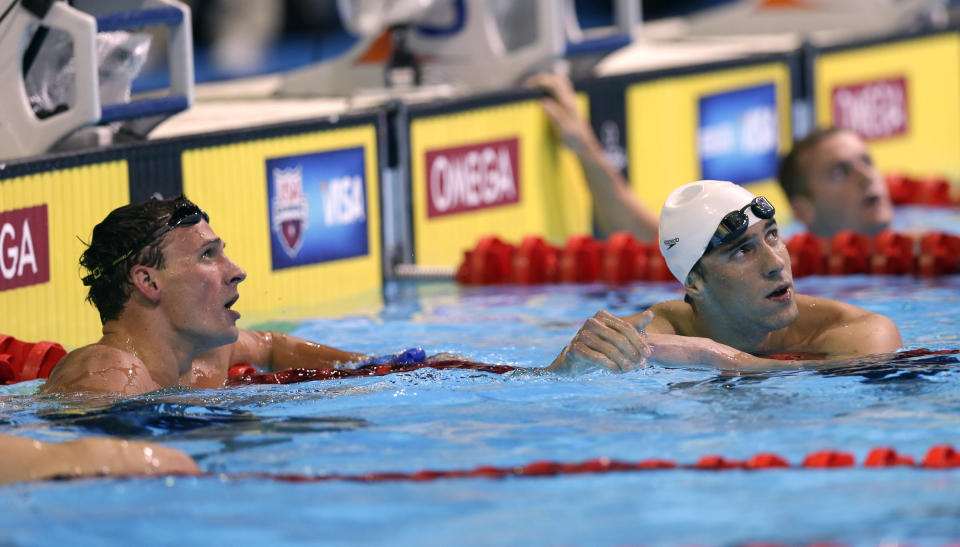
[226,359,518,386]
[456,230,960,285]
[218,443,960,484]
[886,173,960,206]
[0,335,66,385]
[227,349,958,387]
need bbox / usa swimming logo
[266,147,368,270]
[698,83,779,184]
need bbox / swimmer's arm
[42,348,161,395]
[572,135,658,240]
[526,73,657,240]
[645,331,901,372]
[231,329,369,371]
[644,334,814,371]
[0,434,199,484]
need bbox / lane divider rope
[451,230,960,285]
[211,444,960,484]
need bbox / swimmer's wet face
[149,218,247,350]
[794,130,893,237]
[694,219,798,332]
[81,196,246,339]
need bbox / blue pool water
[1,273,959,546]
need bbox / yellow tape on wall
[182,126,382,324]
[625,62,793,221]
[410,99,592,266]
[0,162,129,348]
[815,32,960,184]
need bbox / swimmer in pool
[777,127,893,238]
[43,196,370,395]
[548,180,903,374]
[528,73,893,240]
[0,432,199,484]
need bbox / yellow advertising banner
[0,162,129,348]
[182,125,383,325]
[410,98,593,266]
[815,32,960,184]
[625,62,793,221]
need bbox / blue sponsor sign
[266,147,368,270]
[698,83,779,184]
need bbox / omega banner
[425,138,520,218]
[409,99,593,267]
[0,205,49,292]
[815,31,960,181]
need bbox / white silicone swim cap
[658,180,764,284]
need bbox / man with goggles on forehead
[44,196,371,394]
[549,180,902,374]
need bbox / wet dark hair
[80,195,198,323]
[777,126,850,199]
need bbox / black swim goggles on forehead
[705,196,775,252]
[82,203,209,286]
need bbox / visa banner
[266,147,368,270]
[698,82,779,184]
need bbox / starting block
[278,0,637,97]
[0,0,193,161]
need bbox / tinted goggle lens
[707,197,775,250]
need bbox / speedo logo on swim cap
[663,237,679,250]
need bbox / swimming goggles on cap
[706,196,775,252]
[82,203,209,286]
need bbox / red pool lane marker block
[918,232,960,277]
[870,230,916,275]
[916,176,953,206]
[694,455,745,470]
[514,236,558,284]
[827,232,872,275]
[886,173,958,206]
[602,232,651,284]
[802,451,856,468]
[787,233,826,278]
[456,236,516,285]
[886,173,915,205]
[558,235,603,283]
[864,447,915,467]
[0,335,67,384]
[922,445,960,469]
[745,453,791,469]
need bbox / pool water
[1,274,959,546]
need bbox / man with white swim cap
[549,180,902,373]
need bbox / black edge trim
[0,110,383,182]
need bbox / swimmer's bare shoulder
[43,344,161,394]
[792,294,902,356]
